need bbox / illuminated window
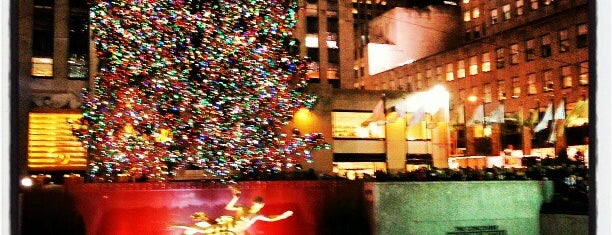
[541,34,552,57]
[484,83,492,103]
[482,52,491,72]
[544,0,554,5]
[579,61,589,85]
[407,75,414,90]
[469,56,478,75]
[31,57,54,77]
[490,9,499,24]
[446,63,454,81]
[530,0,539,10]
[543,69,554,92]
[463,0,469,3]
[417,72,424,90]
[562,66,572,88]
[527,73,537,95]
[472,7,480,19]
[457,60,466,78]
[32,0,55,78]
[464,11,471,22]
[510,44,519,65]
[516,0,524,16]
[503,4,511,20]
[577,23,588,48]
[436,66,443,82]
[426,69,433,87]
[68,0,89,80]
[526,39,535,61]
[332,112,385,139]
[497,80,506,100]
[305,34,319,48]
[512,77,521,98]
[559,29,569,53]
[382,82,388,90]
[496,48,505,68]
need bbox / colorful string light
[74,0,328,182]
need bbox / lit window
[526,39,535,61]
[490,9,499,24]
[512,77,521,98]
[496,48,505,68]
[426,69,433,87]
[482,52,491,72]
[469,56,478,75]
[497,80,506,100]
[562,66,572,88]
[510,44,520,65]
[463,0,469,3]
[332,112,385,139]
[541,34,552,57]
[516,0,524,16]
[68,54,88,79]
[579,61,589,85]
[436,66,443,81]
[472,7,480,19]
[559,29,569,53]
[503,4,511,20]
[457,60,466,78]
[446,63,454,81]
[527,73,537,95]
[31,57,53,77]
[543,70,554,92]
[305,34,319,48]
[530,0,539,10]
[544,0,554,5]
[577,23,588,48]
[464,11,471,22]
[484,83,492,103]
[417,72,424,90]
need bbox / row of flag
[363,98,586,131]
[361,100,447,127]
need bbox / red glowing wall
[62,181,367,235]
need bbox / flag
[553,99,565,120]
[408,106,426,126]
[467,104,484,125]
[548,100,566,143]
[431,107,448,122]
[487,104,505,123]
[566,99,589,127]
[361,100,386,127]
[533,102,553,133]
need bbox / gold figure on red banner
[170,186,293,235]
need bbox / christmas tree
[74,0,328,182]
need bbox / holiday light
[74,0,329,182]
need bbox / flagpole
[382,93,388,173]
[550,96,555,157]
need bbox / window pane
[469,56,478,75]
[446,63,454,81]
[332,112,385,138]
[579,62,589,85]
[562,66,572,88]
[482,52,491,72]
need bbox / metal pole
[463,100,467,156]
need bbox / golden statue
[170,186,293,235]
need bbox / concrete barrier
[365,181,549,235]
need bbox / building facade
[357,0,590,159]
[15,0,457,179]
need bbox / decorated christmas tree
[73,0,328,182]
